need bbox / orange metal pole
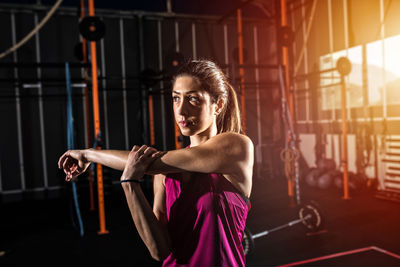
[280,0,294,202]
[237,8,246,133]
[80,0,95,212]
[88,0,108,234]
[174,123,182,149]
[340,76,350,199]
[148,94,155,146]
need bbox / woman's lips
[179,121,188,127]
[179,120,191,127]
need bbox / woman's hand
[58,149,91,181]
[121,145,164,182]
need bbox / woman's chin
[180,128,194,136]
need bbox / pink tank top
[163,172,250,267]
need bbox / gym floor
[1,174,400,267]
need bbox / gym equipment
[305,158,338,189]
[65,62,85,237]
[85,0,108,235]
[336,57,352,76]
[79,16,106,41]
[278,26,294,47]
[333,172,368,192]
[317,170,336,189]
[279,65,301,205]
[305,168,323,187]
[337,56,352,199]
[242,201,324,255]
[165,51,184,77]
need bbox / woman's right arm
[58,149,130,180]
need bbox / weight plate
[242,227,254,256]
[165,51,185,76]
[279,26,294,47]
[336,57,352,76]
[79,16,106,41]
[298,202,323,231]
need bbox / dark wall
[0,6,280,200]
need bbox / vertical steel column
[191,23,197,60]
[253,26,263,175]
[100,38,110,149]
[340,74,350,199]
[175,21,180,53]
[223,24,229,66]
[166,0,172,13]
[342,0,350,199]
[11,11,26,191]
[327,0,335,118]
[281,0,294,202]
[379,0,387,119]
[34,12,48,189]
[300,0,310,123]
[327,0,337,168]
[174,21,182,149]
[80,0,95,211]
[138,15,149,145]
[148,22,156,147]
[88,0,108,234]
[290,2,298,117]
[119,18,130,149]
[79,3,89,150]
[236,9,246,133]
[157,20,167,150]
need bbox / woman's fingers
[63,157,73,173]
[58,151,69,169]
[137,145,148,154]
[143,146,157,157]
[152,151,166,158]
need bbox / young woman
[58,59,254,266]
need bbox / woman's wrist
[120,179,144,184]
[84,148,94,163]
[121,179,142,190]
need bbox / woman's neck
[189,122,217,147]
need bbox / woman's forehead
[173,76,206,95]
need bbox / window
[320,46,362,110]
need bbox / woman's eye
[189,96,199,102]
[173,96,180,102]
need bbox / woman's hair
[173,59,241,134]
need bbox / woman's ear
[214,97,225,115]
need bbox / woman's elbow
[150,249,170,262]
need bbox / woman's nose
[176,99,189,116]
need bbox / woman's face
[172,75,218,136]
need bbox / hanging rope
[278,65,301,205]
[0,0,64,59]
[280,148,300,181]
[66,62,85,237]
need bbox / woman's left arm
[147,132,254,177]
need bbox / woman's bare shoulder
[203,132,254,160]
[209,132,253,148]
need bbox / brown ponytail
[216,82,241,134]
[174,59,242,134]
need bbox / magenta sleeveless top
[163,172,250,267]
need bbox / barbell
[242,201,324,255]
